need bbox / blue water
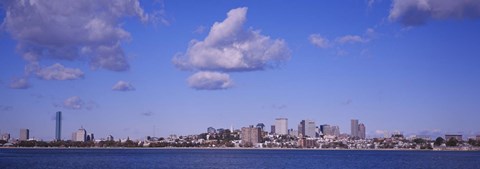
[1,149,479,169]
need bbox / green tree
[446,138,458,147]
[434,137,445,146]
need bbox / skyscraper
[75,128,87,142]
[351,119,359,139]
[241,125,261,146]
[270,125,275,134]
[20,129,29,141]
[300,120,316,138]
[55,111,62,141]
[358,123,366,139]
[275,118,288,135]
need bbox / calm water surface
[1,148,479,169]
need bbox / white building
[275,118,288,135]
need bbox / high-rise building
[275,118,288,135]
[107,135,114,141]
[300,120,316,138]
[358,123,366,139]
[297,123,303,137]
[55,111,62,141]
[241,125,261,146]
[270,125,275,134]
[351,119,359,139]
[331,126,340,137]
[75,128,87,142]
[320,124,332,136]
[20,129,29,141]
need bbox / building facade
[275,118,288,135]
[351,119,359,139]
[241,125,261,146]
[20,129,29,141]
[55,111,62,141]
[75,128,87,142]
[300,120,316,138]
[358,123,366,139]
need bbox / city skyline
[1,0,480,140]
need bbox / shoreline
[1,147,479,152]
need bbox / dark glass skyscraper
[55,111,62,141]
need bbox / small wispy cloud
[9,77,31,89]
[112,81,136,91]
[58,96,98,110]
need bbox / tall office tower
[270,125,275,134]
[55,111,62,141]
[75,128,87,142]
[321,124,332,136]
[256,123,265,131]
[351,119,359,139]
[331,126,340,137]
[241,125,261,146]
[275,118,288,135]
[297,123,304,137]
[358,123,366,139]
[300,120,316,138]
[107,135,114,141]
[20,129,29,141]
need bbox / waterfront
[1,149,480,169]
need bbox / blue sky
[1,0,479,140]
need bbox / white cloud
[63,96,84,110]
[1,0,155,71]
[308,34,330,48]
[34,63,84,80]
[112,81,135,91]
[8,77,30,89]
[173,7,290,72]
[187,71,233,90]
[389,0,480,26]
[62,96,97,110]
[335,35,368,44]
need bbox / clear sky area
[1,0,479,140]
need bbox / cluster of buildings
[2,112,480,150]
[236,118,366,146]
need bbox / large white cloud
[187,71,233,90]
[173,7,290,72]
[34,63,84,80]
[173,7,290,90]
[1,0,151,71]
[389,0,480,26]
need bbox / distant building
[300,120,316,138]
[320,124,332,136]
[297,124,303,137]
[358,123,366,139]
[331,126,340,137]
[270,125,275,134]
[241,125,261,146]
[351,119,359,139]
[216,128,225,134]
[106,135,114,141]
[256,123,265,131]
[275,118,288,135]
[207,127,216,134]
[445,134,462,141]
[1,133,10,141]
[75,128,87,142]
[55,111,62,141]
[476,135,480,141]
[20,129,29,141]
